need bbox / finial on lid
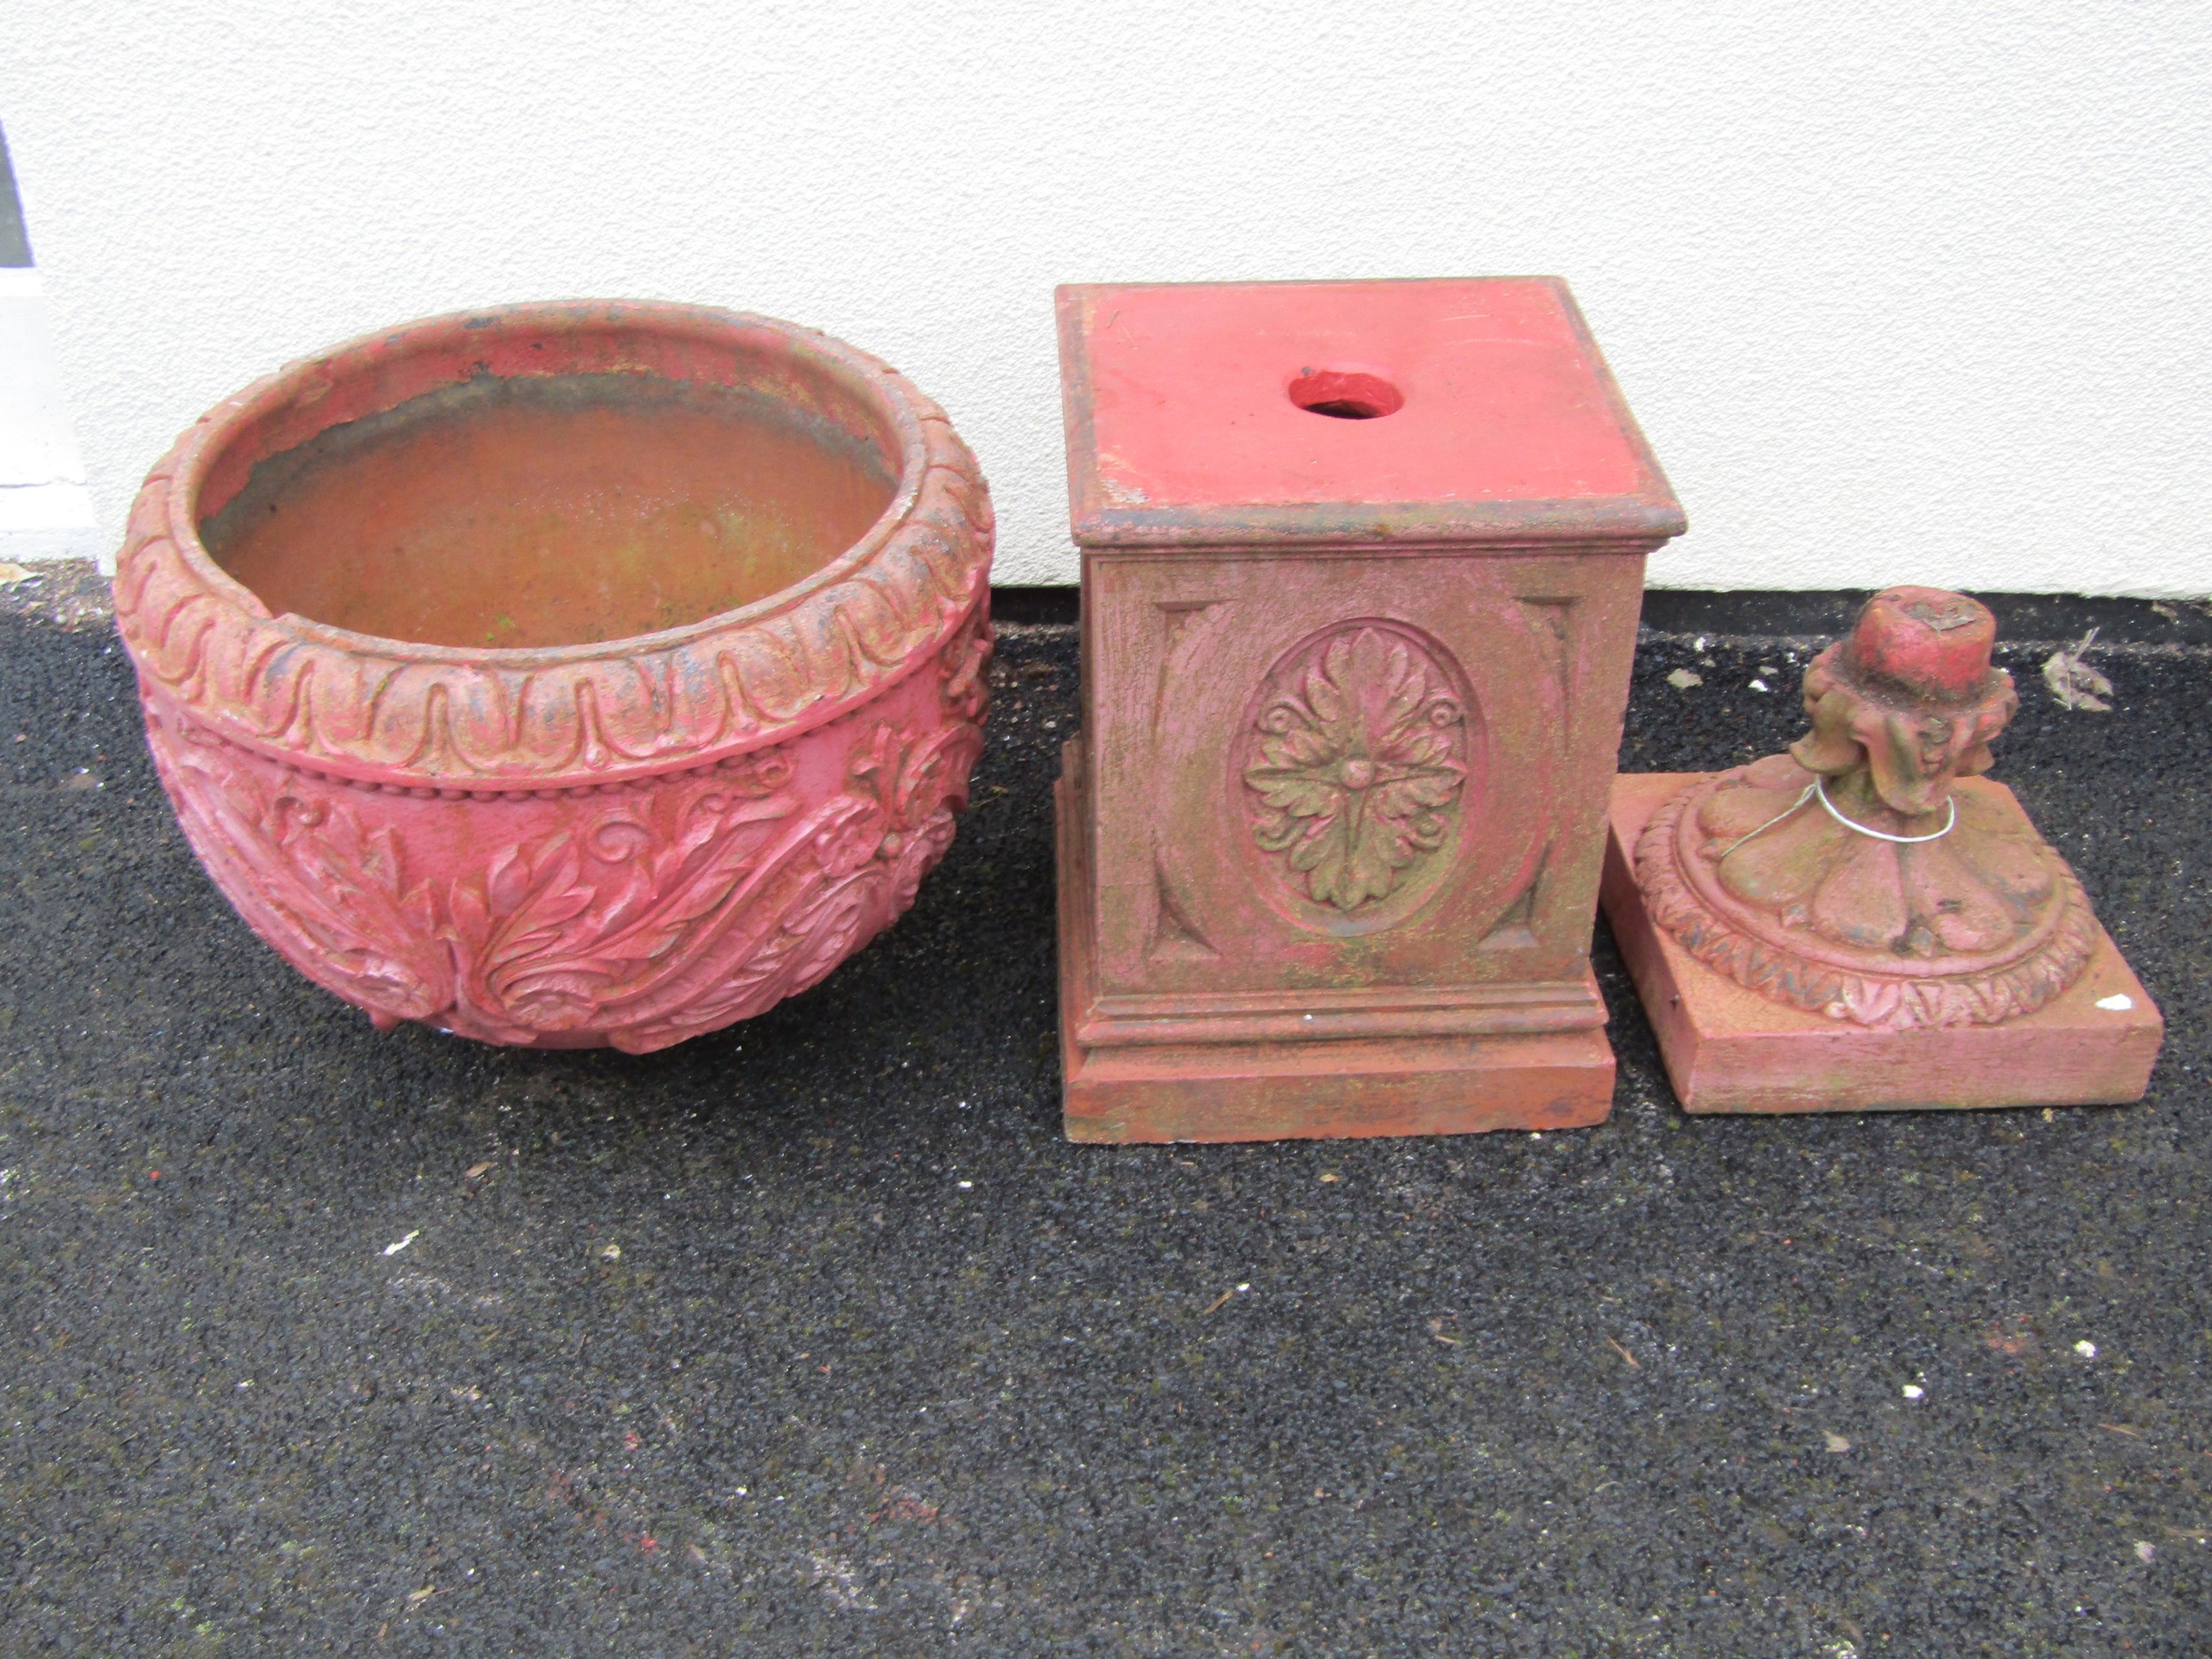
[1837,587,2000,707]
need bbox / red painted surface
[1843,586,2000,704]
[1604,774,2162,1112]
[111,302,993,1050]
[1064,279,1679,542]
[1055,277,1683,1141]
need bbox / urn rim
[113,300,994,790]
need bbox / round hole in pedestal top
[1287,369,1403,420]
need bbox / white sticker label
[2095,994,2133,1011]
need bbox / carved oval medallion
[1237,622,1472,930]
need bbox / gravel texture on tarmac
[1,588,2207,1656]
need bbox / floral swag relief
[146,704,984,1054]
[1242,626,1467,912]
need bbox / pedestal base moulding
[1054,277,1685,1141]
[112,302,994,1050]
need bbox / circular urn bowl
[112,302,994,1051]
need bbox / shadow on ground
[1,608,2206,1656]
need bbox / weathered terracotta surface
[1604,773,2163,1112]
[206,374,897,650]
[1635,588,2101,1030]
[1055,278,1684,1141]
[1603,586,2162,1111]
[112,302,994,1050]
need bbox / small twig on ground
[2042,627,2114,711]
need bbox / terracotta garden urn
[112,302,993,1051]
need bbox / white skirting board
[0,265,104,568]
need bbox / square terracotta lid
[1056,277,1684,547]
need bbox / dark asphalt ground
[2,585,2206,1657]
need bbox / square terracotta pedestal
[1601,772,2165,1114]
[1054,278,1684,1142]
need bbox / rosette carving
[1241,626,1468,913]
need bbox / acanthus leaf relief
[147,707,979,1054]
[1242,626,1467,912]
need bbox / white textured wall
[4,1,2207,592]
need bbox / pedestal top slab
[1056,277,1684,547]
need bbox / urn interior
[198,337,903,650]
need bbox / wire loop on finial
[1715,777,1958,859]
